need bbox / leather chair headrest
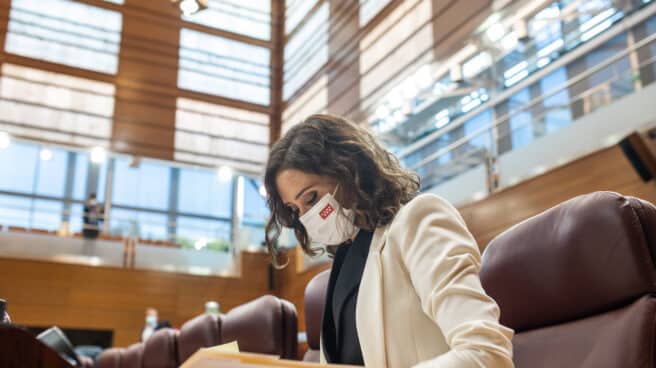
[143,328,178,368]
[177,313,220,363]
[221,295,296,357]
[304,270,330,350]
[481,191,656,332]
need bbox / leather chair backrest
[120,343,143,368]
[481,192,656,368]
[142,328,178,368]
[78,355,94,368]
[97,347,122,368]
[221,295,298,359]
[303,270,330,362]
[177,313,221,363]
[481,191,656,331]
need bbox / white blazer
[322,193,514,367]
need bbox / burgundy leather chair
[177,313,221,363]
[96,347,122,368]
[78,355,94,368]
[480,191,656,368]
[221,295,298,359]
[303,270,330,362]
[121,343,143,368]
[142,328,178,368]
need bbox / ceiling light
[40,148,53,161]
[217,165,233,182]
[0,132,10,150]
[90,146,106,164]
[171,0,208,16]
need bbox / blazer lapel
[332,231,371,348]
[356,225,390,368]
[321,246,344,364]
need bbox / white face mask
[299,185,359,246]
[145,315,157,327]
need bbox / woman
[264,115,513,367]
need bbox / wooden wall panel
[110,0,181,160]
[431,0,491,61]
[326,0,360,119]
[274,248,330,333]
[270,0,285,144]
[0,252,271,347]
[460,145,656,249]
[0,0,9,51]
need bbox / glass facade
[0,140,269,252]
[178,28,271,105]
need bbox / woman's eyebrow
[294,185,313,200]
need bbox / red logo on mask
[319,204,334,219]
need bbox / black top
[321,229,373,366]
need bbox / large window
[0,141,107,232]
[109,208,169,240]
[178,167,232,218]
[0,63,115,147]
[283,2,329,100]
[112,159,170,210]
[285,0,320,34]
[183,0,270,40]
[178,28,270,105]
[0,142,38,194]
[5,0,122,74]
[174,98,269,175]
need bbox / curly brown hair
[264,114,420,267]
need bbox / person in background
[82,193,103,240]
[141,308,171,342]
[264,115,514,367]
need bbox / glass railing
[0,229,237,276]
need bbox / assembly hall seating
[97,294,298,367]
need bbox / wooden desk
[0,325,73,368]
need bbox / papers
[180,341,360,368]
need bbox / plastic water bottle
[205,301,220,317]
[0,299,10,324]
